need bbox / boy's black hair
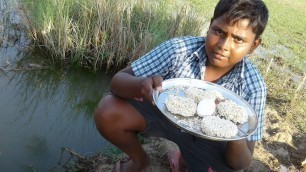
[212,0,269,39]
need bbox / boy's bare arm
[110,66,163,102]
[225,140,255,170]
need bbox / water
[0,67,112,171]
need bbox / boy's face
[205,15,261,69]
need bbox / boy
[94,0,269,171]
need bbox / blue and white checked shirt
[131,36,267,141]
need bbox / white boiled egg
[197,98,216,117]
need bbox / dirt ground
[247,106,306,172]
[85,106,306,172]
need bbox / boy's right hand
[138,75,163,104]
[111,66,163,104]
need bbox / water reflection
[0,68,112,171]
[25,134,48,156]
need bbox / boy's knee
[94,95,117,126]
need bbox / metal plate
[152,78,258,141]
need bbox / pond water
[0,62,112,171]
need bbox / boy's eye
[214,29,224,36]
[234,37,244,43]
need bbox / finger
[134,97,144,101]
[150,89,158,106]
[146,90,153,103]
[141,77,154,102]
[152,75,163,91]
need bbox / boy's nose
[217,37,230,51]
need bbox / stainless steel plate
[152,78,258,141]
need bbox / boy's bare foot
[167,151,189,172]
[113,156,151,172]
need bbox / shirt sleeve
[131,39,177,78]
[246,79,267,141]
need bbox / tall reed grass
[19,0,204,70]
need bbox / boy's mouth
[212,52,227,60]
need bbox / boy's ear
[249,38,261,54]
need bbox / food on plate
[196,98,216,117]
[201,115,238,138]
[185,87,224,103]
[185,87,206,103]
[216,99,249,124]
[161,83,251,139]
[165,94,197,117]
[205,90,224,101]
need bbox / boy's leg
[167,151,189,172]
[94,95,234,172]
[126,98,234,171]
[94,94,150,171]
[174,135,235,172]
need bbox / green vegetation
[17,0,306,132]
[263,0,306,74]
[19,0,204,70]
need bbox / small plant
[103,144,123,162]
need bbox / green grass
[19,0,204,70]
[262,0,306,74]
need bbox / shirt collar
[192,44,206,61]
[191,44,207,80]
[190,40,246,83]
[217,57,246,85]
